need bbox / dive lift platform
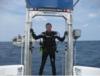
[24,0,74,75]
[23,0,100,76]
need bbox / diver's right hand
[30,28,36,38]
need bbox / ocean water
[0,41,100,75]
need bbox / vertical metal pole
[24,9,32,75]
[65,12,74,75]
[64,19,67,75]
[21,37,24,65]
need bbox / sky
[0,0,100,41]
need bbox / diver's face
[46,25,52,32]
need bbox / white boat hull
[0,65,100,76]
[74,66,100,76]
[0,65,24,76]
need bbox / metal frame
[24,8,74,75]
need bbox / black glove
[30,28,36,37]
[64,31,68,35]
[30,28,34,33]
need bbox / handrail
[73,0,80,7]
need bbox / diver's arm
[55,31,67,42]
[55,35,65,42]
[32,33,43,40]
[30,28,43,40]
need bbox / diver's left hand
[64,31,68,35]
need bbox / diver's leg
[49,52,56,75]
[39,52,48,75]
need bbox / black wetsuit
[31,30,65,75]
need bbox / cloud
[0,0,25,15]
[88,13,98,18]
[0,5,25,41]
[33,16,47,22]
[0,0,25,41]
[82,24,89,28]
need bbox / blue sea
[0,41,100,75]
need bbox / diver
[30,23,67,75]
